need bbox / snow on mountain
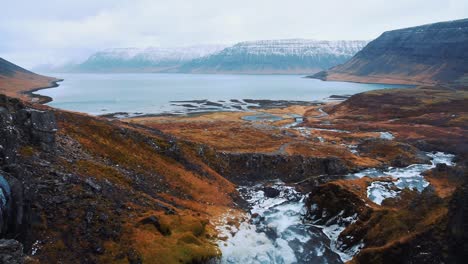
[178,39,369,74]
[58,39,369,73]
[93,45,228,62]
[222,39,368,57]
[76,44,227,72]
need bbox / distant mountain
[71,45,227,73]
[48,40,367,74]
[178,39,368,74]
[311,19,468,86]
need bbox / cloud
[1,0,467,68]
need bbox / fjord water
[36,73,406,115]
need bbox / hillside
[311,19,468,86]
[178,39,368,74]
[0,58,60,103]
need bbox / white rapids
[215,152,456,263]
[351,152,455,205]
[216,183,344,264]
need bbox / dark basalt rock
[0,95,58,254]
[28,109,57,152]
[201,148,349,184]
[263,187,280,198]
[0,239,24,264]
[448,180,468,263]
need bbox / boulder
[263,187,280,198]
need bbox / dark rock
[28,109,57,152]
[263,187,280,198]
[391,154,408,167]
[448,180,468,263]
[127,249,142,264]
[91,240,105,255]
[0,239,24,264]
[138,215,171,236]
[85,178,102,192]
[435,163,449,172]
[202,151,349,184]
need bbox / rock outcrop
[200,149,348,184]
[311,19,468,86]
[0,239,24,264]
[0,95,57,248]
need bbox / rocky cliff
[311,19,468,86]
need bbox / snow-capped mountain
[219,39,367,57]
[178,39,369,74]
[75,45,227,72]
[48,39,368,74]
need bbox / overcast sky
[1,0,467,68]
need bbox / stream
[216,152,456,264]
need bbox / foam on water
[216,152,456,263]
[216,182,343,264]
[350,152,455,205]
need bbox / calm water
[36,73,406,115]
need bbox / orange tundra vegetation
[23,108,243,263]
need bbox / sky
[1,0,467,68]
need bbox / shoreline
[22,78,63,104]
[306,72,431,86]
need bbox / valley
[0,16,467,264]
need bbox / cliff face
[0,58,59,103]
[179,39,368,74]
[312,19,468,86]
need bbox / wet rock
[0,239,24,264]
[391,154,408,167]
[435,163,449,172]
[263,187,280,198]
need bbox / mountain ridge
[178,39,368,74]
[310,18,468,86]
[43,39,368,74]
